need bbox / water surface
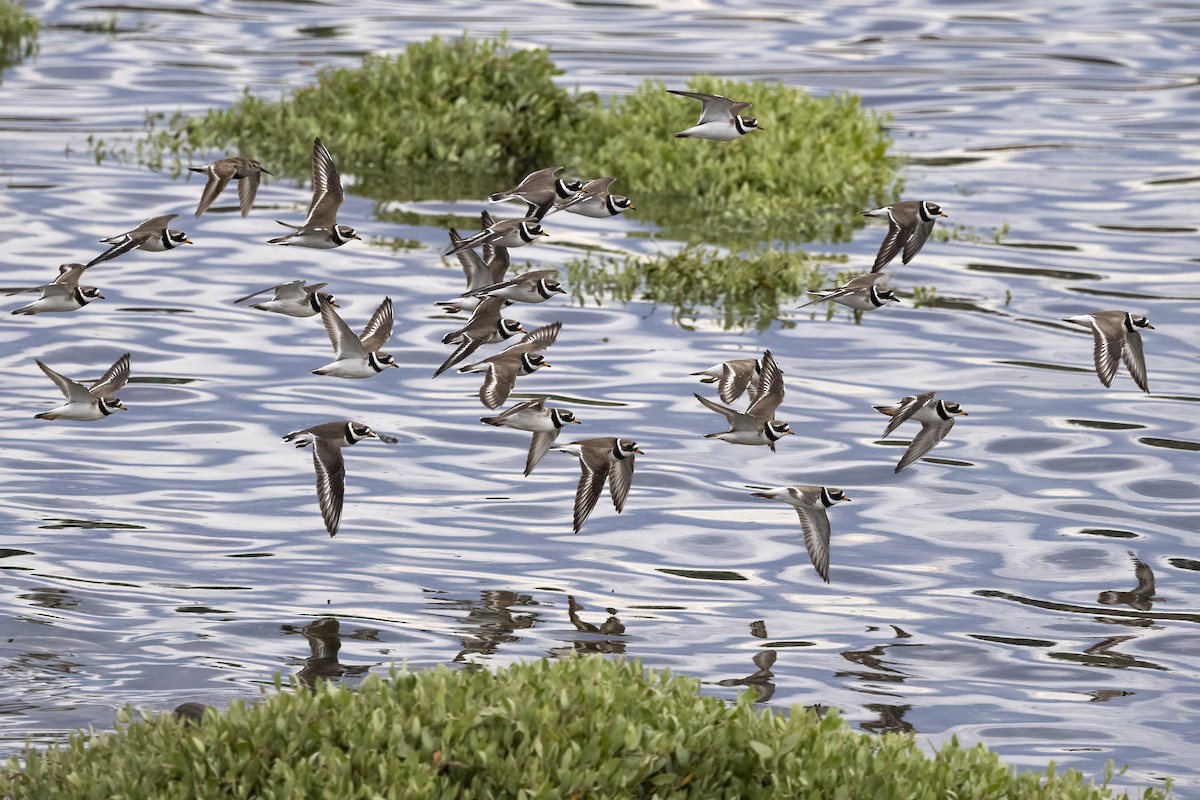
[0,0,1197,794]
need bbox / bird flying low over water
[488,166,583,221]
[552,437,642,533]
[458,321,561,409]
[282,420,396,537]
[874,391,967,473]
[797,272,899,313]
[481,397,582,476]
[190,156,271,218]
[1062,311,1153,393]
[752,485,850,583]
[694,350,792,452]
[268,138,360,248]
[234,280,335,318]
[444,217,547,257]
[86,215,191,268]
[33,352,130,421]
[436,215,511,314]
[312,297,398,379]
[862,200,946,273]
[668,90,762,140]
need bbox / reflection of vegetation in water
[564,246,831,331]
[0,1,38,70]
[113,34,904,328]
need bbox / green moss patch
[0,657,1164,799]
[0,1,38,70]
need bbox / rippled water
[1,0,1198,794]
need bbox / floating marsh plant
[0,657,1165,799]
[0,1,38,69]
[124,35,904,327]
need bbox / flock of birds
[14,89,1158,585]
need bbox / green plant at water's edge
[0,656,1168,799]
[564,245,833,332]
[119,35,904,328]
[0,1,38,70]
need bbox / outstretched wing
[36,360,91,403]
[607,451,637,513]
[304,138,345,228]
[194,164,232,217]
[525,429,560,476]
[871,209,906,272]
[895,417,955,473]
[237,169,261,217]
[794,503,831,583]
[880,392,935,438]
[746,350,785,423]
[572,445,612,533]
[320,297,366,360]
[1121,330,1149,393]
[311,439,346,536]
[358,297,394,353]
[505,321,561,355]
[89,352,131,399]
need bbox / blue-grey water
[1,1,1198,795]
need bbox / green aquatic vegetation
[575,77,900,248]
[119,34,905,327]
[0,657,1167,799]
[138,35,596,196]
[0,1,38,69]
[909,284,939,307]
[564,245,830,331]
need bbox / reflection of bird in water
[281,617,370,687]
[749,619,767,639]
[1087,689,1134,703]
[18,587,78,610]
[717,650,777,703]
[441,590,541,662]
[860,703,914,735]
[836,642,912,685]
[1098,550,1156,611]
[566,595,626,654]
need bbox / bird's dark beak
[939,212,948,218]
[634,447,644,455]
[261,168,273,175]
[1145,323,1155,330]
[842,496,852,502]
[572,418,582,424]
